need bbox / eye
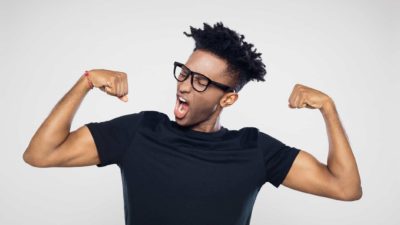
[194,76,208,86]
[178,69,189,79]
[178,72,186,78]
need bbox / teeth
[178,96,187,103]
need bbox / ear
[220,93,239,108]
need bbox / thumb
[118,95,128,102]
[104,86,113,95]
[99,81,114,95]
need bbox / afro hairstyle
[183,22,267,92]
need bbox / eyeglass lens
[174,65,209,92]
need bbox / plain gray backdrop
[1,0,399,224]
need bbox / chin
[175,116,194,127]
[175,116,186,125]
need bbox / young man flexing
[23,22,362,225]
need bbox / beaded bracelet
[83,70,94,89]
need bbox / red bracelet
[83,71,94,89]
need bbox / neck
[191,117,221,133]
[190,107,223,133]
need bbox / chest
[120,132,265,201]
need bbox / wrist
[83,70,94,90]
[320,97,336,116]
[78,72,93,93]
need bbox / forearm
[24,74,91,162]
[321,99,362,199]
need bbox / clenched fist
[288,83,333,110]
[87,69,129,102]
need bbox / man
[23,22,362,225]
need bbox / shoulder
[239,127,286,149]
[102,110,166,127]
[237,127,259,141]
[139,110,169,124]
[227,126,259,148]
[257,130,299,157]
[226,127,283,150]
[135,110,170,129]
[241,128,288,152]
[257,130,283,147]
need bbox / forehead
[184,49,229,81]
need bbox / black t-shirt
[85,110,300,225]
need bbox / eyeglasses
[173,61,236,93]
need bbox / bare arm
[320,99,362,199]
[23,70,129,167]
[282,84,362,201]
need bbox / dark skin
[174,49,239,132]
[23,48,362,201]
[177,49,362,201]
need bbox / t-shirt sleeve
[259,131,301,188]
[85,111,144,167]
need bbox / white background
[1,0,399,224]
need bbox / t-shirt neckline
[170,120,228,139]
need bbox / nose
[177,74,192,92]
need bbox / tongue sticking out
[174,98,189,119]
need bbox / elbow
[353,186,363,200]
[23,149,50,168]
[340,185,363,201]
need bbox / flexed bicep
[281,150,346,201]
[43,125,101,167]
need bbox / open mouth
[174,95,189,119]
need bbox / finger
[293,94,301,108]
[288,90,295,107]
[288,96,295,108]
[115,75,120,97]
[288,84,299,101]
[288,86,299,108]
[298,95,307,108]
[121,75,126,96]
[288,93,294,108]
[105,86,112,95]
[123,75,128,95]
[305,103,315,109]
[118,74,124,97]
[106,80,112,89]
[119,95,128,102]
[105,81,113,95]
[118,74,123,97]
[289,92,298,108]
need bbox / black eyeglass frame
[173,61,237,93]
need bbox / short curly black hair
[183,22,266,92]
